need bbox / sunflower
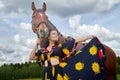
[62,48,70,56]
[89,45,97,55]
[75,62,84,71]
[59,62,67,68]
[57,74,63,80]
[91,62,100,74]
[63,74,69,80]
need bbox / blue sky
[0,0,120,66]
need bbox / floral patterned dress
[36,38,75,80]
[36,37,106,80]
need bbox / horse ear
[42,2,47,12]
[32,2,36,11]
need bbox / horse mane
[38,9,43,12]
[47,20,58,31]
[47,20,66,44]
[38,18,66,48]
[37,8,60,34]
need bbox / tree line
[0,57,120,80]
[0,61,43,80]
[116,56,120,74]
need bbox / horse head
[31,2,66,47]
[31,2,51,39]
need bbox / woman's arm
[75,35,94,43]
[29,38,41,60]
[29,43,38,60]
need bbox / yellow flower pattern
[52,66,55,77]
[53,56,59,59]
[41,54,44,61]
[89,45,97,55]
[91,62,100,74]
[63,74,69,80]
[75,62,84,71]
[57,74,63,80]
[62,48,70,56]
[47,54,50,61]
[39,37,104,79]
[47,52,52,61]
[58,43,62,47]
[75,50,82,55]
[59,62,67,68]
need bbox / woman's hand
[30,38,41,60]
[75,35,95,43]
[88,35,95,39]
[36,38,41,45]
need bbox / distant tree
[0,62,43,80]
[116,56,120,74]
[117,56,120,65]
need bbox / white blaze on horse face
[39,12,43,18]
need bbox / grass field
[19,74,120,80]
[117,74,120,80]
[18,78,42,80]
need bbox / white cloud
[94,0,120,12]
[21,56,29,63]
[76,24,120,41]
[13,34,21,43]
[0,1,4,9]
[0,0,120,17]
[20,46,31,52]
[0,55,7,61]
[19,22,31,30]
[46,0,120,17]
[69,15,120,56]
[69,15,81,29]
[25,38,36,47]
[108,0,120,8]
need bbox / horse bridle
[31,9,50,38]
[32,9,60,39]
[33,20,48,31]
[35,20,49,39]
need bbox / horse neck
[47,20,58,31]
[47,20,66,43]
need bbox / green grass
[18,78,42,80]
[19,74,120,80]
[117,74,120,80]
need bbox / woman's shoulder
[63,37,75,45]
[66,36,74,41]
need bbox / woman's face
[48,30,58,42]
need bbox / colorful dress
[36,37,106,80]
[36,38,75,80]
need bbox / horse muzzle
[36,28,49,39]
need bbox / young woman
[29,29,94,80]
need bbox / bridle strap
[34,20,48,30]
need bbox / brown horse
[31,2,117,80]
